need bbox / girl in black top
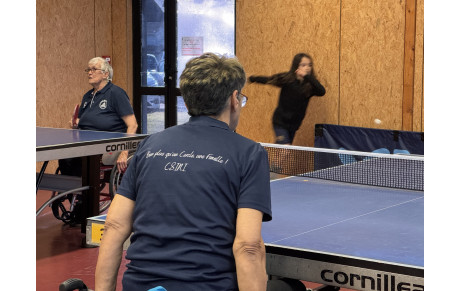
[249,53,326,144]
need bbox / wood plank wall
[236,0,424,146]
[36,0,132,172]
[36,0,424,169]
[413,0,424,132]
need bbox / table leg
[36,161,49,194]
[80,155,101,234]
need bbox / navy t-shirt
[78,82,134,132]
[117,116,272,291]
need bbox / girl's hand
[295,68,308,80]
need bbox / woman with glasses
[248,53,325,145]
[59,57,138,175]
[95,53,273,291]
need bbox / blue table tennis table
[86,173,423,290]
[263,173,423,290]
[36,127,147,232]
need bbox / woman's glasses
[85,68,103,73]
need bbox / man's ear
[230,90,239,112]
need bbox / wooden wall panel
[126,0,134,99]
[402,0,416,131]
[340,1,406,130]
[413,0,424,132]
[95,0,113,58]
[237,0,340,146]
[237,0,296,144]
[36,0,95,129]
[112,0,129,93]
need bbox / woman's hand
[116,151,129,172]
[69,118,79,129]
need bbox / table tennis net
[261,143,424,191]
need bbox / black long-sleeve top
[249,74,326,131]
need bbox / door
[133,0,236,134]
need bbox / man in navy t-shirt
[95,53,272,291]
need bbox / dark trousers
[58,157,82,177]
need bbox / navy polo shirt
[77,82,134,132]
[117,116,272,291]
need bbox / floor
[36,189,128,291]
[36,188,354,291]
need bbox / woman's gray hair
[180,53,246,116]
[89,57,113,81]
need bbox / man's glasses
[85,68,103,73]
[239,93,248,107]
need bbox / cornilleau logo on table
[320,269,423,291]
[105,141,140,152]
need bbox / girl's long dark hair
[266,53,316,94]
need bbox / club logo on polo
[106,141,140,152]
[99,100,107,109]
